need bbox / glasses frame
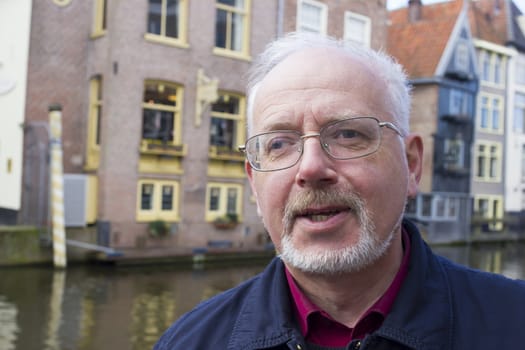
[239,117,404,172]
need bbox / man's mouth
[297,208,348,222]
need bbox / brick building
[19,0,388,250]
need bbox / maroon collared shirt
[285,229,411,347]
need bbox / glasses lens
[321,118,381,159]
[245,131,301,171]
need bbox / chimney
[408,0,422,22]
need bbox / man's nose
[295,135,337,186]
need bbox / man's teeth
[308,212,338,222]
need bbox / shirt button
[296,345,302,350]
[354,341,362,349]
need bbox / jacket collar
[228,220,453,350]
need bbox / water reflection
[0,242,524,350]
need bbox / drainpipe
[277,0,284,38]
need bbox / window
[475,142,501,181]
[516,55,525,85]
[205,183,243,221]
[449,89,469,116]
[522,145,525,181]
[479,50,506,85]
[146,0,187,45]
[478,93,503,133]
[474,195,503,231]
[454,41,469,72]
[215,0,250,56]
[92,0,107,36]
[480,51,490,81]
[142,81,183,145]
[209,92,245,154]
[344,12,370,47]
[514,92,525,133]
[137,180,180,221]
[409,193,459,221]
[85,76,103,170]
[443,137,464,170]
[297,0,327,35]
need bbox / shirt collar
[285,228,411,344]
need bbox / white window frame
[477,92,504,133]
[296,0,327,35]
[343,11,371,47]
[454,41,469,72]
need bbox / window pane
[144,82,178,106]
[212,95,239,114]
[480,96,488,128]
[492,99,500,130]
[143,109,174,142]
[161,185,173,210]
[165,0,179,38]
[210,117,236,148]
[209,187,220,211]
[141,184,154,210]
[346,17,366,45]
[231,12,243,51]
[227,188,237,214]
[215,9,227,48]
[148,0,162,35]
[302,3,322,29]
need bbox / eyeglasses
[239,117,403,172]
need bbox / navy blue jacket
[154,220,525,349]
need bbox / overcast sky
[387,0,525,12]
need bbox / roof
[468,0,525,51]
[388,0,465,79]
[468,0,511,45]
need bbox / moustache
[282,188,366,234]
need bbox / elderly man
[155,32,525,350]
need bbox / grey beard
[279,188,394,275]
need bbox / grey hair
[246,32,412,136]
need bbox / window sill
[140,141,187,157]
[144,33,189,49]
[90,30,107,40]
[208,146,244,162]
[213,47,251,61]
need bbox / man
[155,32,525,350]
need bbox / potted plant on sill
[213,213,238,229]
[148,219,169,237]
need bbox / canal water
[1,242,524,350]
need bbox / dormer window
[454,41,469,73]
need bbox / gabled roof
[468,0,525,51]
[388,1,465,79]
[468,0,511,45]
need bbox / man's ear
[404,133,423,198]
[245,161,263,217]
[245,160,258,200]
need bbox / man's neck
[285,234,404,328]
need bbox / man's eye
[265,136,295,153]
[334,129,360,139]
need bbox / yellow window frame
[142,80,184,146]
[136,179,180,222]
[209,91,246,152]
[213,0,251,59]
[144,0,188,48]
[85,76,102,170]
[474,195,503,231]
[91,0,107,38]
[205,182,243,222]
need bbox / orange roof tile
[388,0,464,79]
